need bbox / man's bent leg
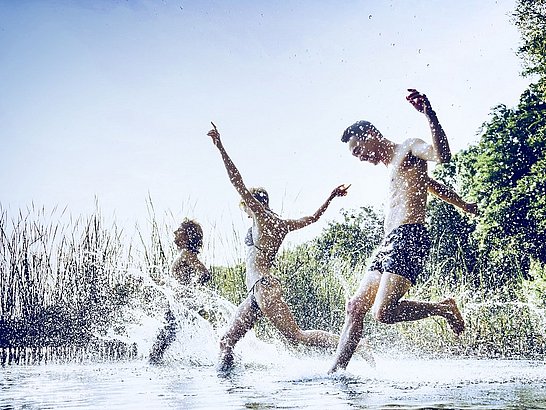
[372,272,465,335]
[329,271,381,373]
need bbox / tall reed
[0,203,129,347]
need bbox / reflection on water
[1,356,545,409]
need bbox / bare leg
[149,308,177,365]
[329,271,382,373]
[372,272,465,335]
[218,295,261,371]
[256,279,340,348]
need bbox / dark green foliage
[427,195,478,287]
[209,263,246,304]
[513,0,546,96]
[274,243,346,332]
[269,207,383,333]
[458,87,546,286]
[313,207,383,268]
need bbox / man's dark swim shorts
[368,223,431,285]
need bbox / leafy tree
[458,86,546,286]
[513,0,546,97]
[313,206,383,268]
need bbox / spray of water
[96,267,288,368]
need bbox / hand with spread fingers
[406,88,433,115]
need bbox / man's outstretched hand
[463,202,479,216]
[406,89,433,115]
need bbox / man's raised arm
[407,89,451,163]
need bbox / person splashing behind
[206,122,356,372]
[149,219,211,365]
[170,219,211,286]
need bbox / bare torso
[245,211,288,290]
[171,249,210,286]
[384,139,429,234]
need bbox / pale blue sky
[0,0,531,265]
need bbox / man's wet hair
[341,120,374,143]
[179,219,203,253]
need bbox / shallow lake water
[2,283,545,409]
[2,355,545,409]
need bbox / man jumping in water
[330,89,474,373]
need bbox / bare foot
[442,298,465,336]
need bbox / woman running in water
[207,123,352,371]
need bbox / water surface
[2,355,545,409]
[3,284,545,409]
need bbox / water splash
[98,268,286,368]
